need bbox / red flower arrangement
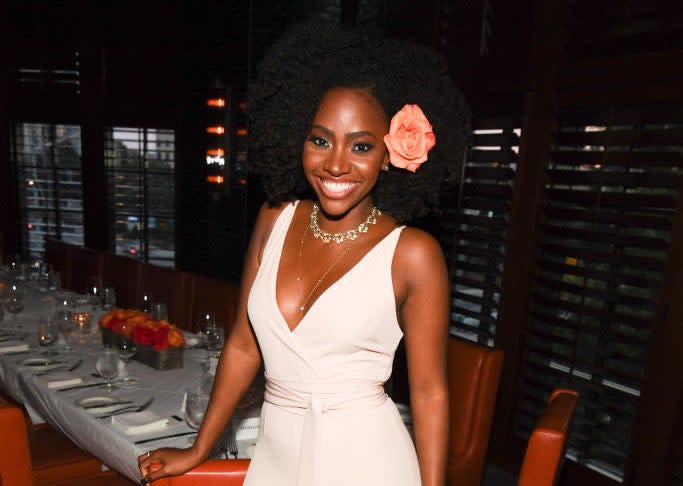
[99,308,186,351]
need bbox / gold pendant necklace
[309,203,381,244]
[296,227,351,316]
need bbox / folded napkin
[38,372,83,389]
[112,410,169,435]
[0,341,29,354]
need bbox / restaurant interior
[1,1,683,485]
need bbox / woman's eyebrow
[310,124,377,140]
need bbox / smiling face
[302,87,390,225]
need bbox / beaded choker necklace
[309,203,382,244]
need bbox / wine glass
[4,283,25,329]
[140,291,153,314]
[185,386,210,442]
[102,287,117,310]
[117,338,137,385]
[151,302,168,321]
[38,316,59,356]
[196,312,216,350]
[96,347,121,391]
[86,276,102,310]
[57,310,77,352]
[206,324,225,359]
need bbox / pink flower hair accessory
[383,104,436,173]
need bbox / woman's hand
[137,447,203,483]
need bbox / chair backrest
[44,238,73,290]
[69,246,104,294]
[188,274,240,334]
[152,459,250,486]
[517,388,579,486]
[101,252,142,309]
[447,338,504,486]
[0,395,34,486]
[139,263,192,329]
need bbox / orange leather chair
[151,459,250,486]
[517,388,579,486]
[447,338,504,486]
[69,246,104,294]
[0,394,33,486]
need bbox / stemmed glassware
[38,316,59,356]
[102,287,117,310]
[185,386,210,442]
[55,300,77,352]
[117,338,137,385]
[86,276,102,310]
[206,324,225,360]
[96,347,121,391]
[4,283,25,329]
[197,312,216,351]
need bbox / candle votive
[73,312,92,334]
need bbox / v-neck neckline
[272,204,400,335]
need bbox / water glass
[102,287,117,310]
[185,387,210,431]
[57,311,77,352]
[117,338,137,385]
[206,325,225,359]
[141,291,153,314]
[47,269,62,292]
[151,302,168,321]
[96,347,121,390]
[38,316,59,356]
[86,277,102,309]
[4,283,25,329]
[197,312,216,349]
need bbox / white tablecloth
[0,290,261,482]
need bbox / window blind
[104,127,175,267]
[443,116,520,346]
[11,123,84,257]
[517,104,683,481]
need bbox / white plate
[20,357,60,368]
[75,396,124,414]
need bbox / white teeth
[321,180,355,193]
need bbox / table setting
[0,266,262,482]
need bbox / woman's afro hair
[247,20,470,223]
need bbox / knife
[68,359,84,372]
[83,400,134,410]
[57,382,106,392]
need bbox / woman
[139,21,469,486]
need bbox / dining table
[0,286,262,483]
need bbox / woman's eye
[308,136,329,148]
[353,143,373,153]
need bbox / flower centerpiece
[99,308,186,370]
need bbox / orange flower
[383,104,436,172]
[99,308,186,349]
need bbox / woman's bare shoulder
[394,226,446,268]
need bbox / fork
[226,421,238,458]
[97,397,154,419]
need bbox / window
[517,104,683,481]
[442,116,520,346]
[104,127,175,267]
[11,123,84,257]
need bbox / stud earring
[381,165,389,172]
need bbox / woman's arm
[394,228,450,486]
[138,202,285,483]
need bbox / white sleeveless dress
[245,201,421,486]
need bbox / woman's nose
[322,149,351,176]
